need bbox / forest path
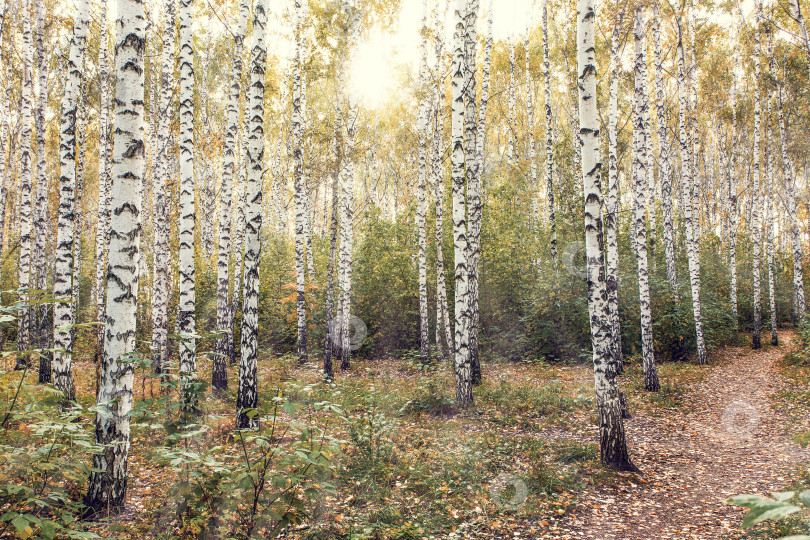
[547,331,810,540]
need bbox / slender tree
[464,0,481,385]
[578,0,637,471]
[653,2,676,295]
[177,0,197,411]
[324,21,345,378]
[150,0,174,375]
[606,6,622,367]
[84,0,145,513]
[751,2,763,349]
[237,0,267,430]
[51,0,90,400]
[293,0,308,364]
[507,36,516,163]
[15,0,34,370]
[213,0,249,391]
[34,0,50,383]
[416,0,430,365]
[434,0,454,362]
[451,0,472,405]
[633,7,659,392]
[677,16,707,363]
[338,0,359,371]
[765,28,778,345]
[777,67,805,321]
[543,0,556,266]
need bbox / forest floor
[546,331,810,540]
[2,330,810,539]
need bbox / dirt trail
[549,332,810,539]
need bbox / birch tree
[34,0,50,383]
[777,65,805,321]
[577,0,637,471]
[50,0,90,400]
[150,0,174,375]
[543,0,556,265]
[84,0,145,512]
[324,25,345,378]
[677,17,707,364]
[433,0,454,362]
[464,0,481,385]
[16,0,34,370]
[452,0,472,406]
[633,7,659,392]
[765,28,778,346]
[237,0,267,430]
[751,2,763,349]
[213,0,249,391]
[416,0,430,365]
[293,0,308,363]
[654,2,676,295]
[177,0,197,411]
[606,7,622,367]
[338,0,359,371]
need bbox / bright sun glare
[347,0,535,108]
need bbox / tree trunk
[34,0,51,383]
[213,0,249,391]
[606,7,623,368]
[653,4,676,296]
[150,0,174,376]
[338,0,359,371]
[293,0,308,364]
[777,67,805,322]
[324,26,344,379]
[464,0,481,385]
[451,0,472,406]
[236,0,267,430]
[177,0,198,414]
[51,0,90,399]
[433,0,454,362]
[543,0,557,266]
[83,0,144,513]
[507,36,516,163]
[751,3,763,349]
[677,18,707,363]
[416,0,430,365]
[633,8,659,392]
[577,0,637,472]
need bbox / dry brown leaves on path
[542,332,810,540]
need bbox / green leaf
[799,490,810,507]
[773,491,795,502]
[11,515,29,533]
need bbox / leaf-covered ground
[3,330,809,539]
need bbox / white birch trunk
[150,0,174,375]
[177,0,197,411]
[606,7,622,367]
[95,0,113,367]
[416,0,430,365]
[51,0,90,400]
[543,0,557,265]
[654,3,676,296]
[293,0,308,363]
[633,8,658,391]
[578,0,636,471]
[451,0,471,405]
[777,70,805,322]
[677,18,707,363]
[751,4,763,349]
[84,0,144,512]
[213,0,249,391]
[237,0,266,429]
[464,0,481,385]
[16,0,34,369]
[434,0,454,362]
